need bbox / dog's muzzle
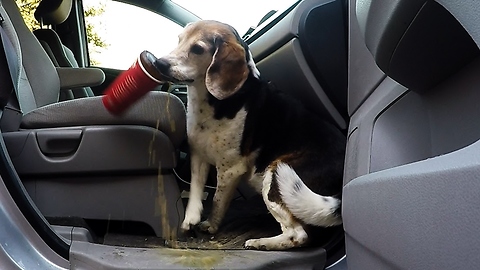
[154,58,193,84]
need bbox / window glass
[84,0,182,69]
[173,0,298,37]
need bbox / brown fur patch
[206,42,248,99]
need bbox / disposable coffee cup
[102,50,164,115]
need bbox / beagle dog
[154,20,345,250]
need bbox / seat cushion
[21,91,186,147]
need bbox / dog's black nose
[154,58,171,74]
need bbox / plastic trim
[0,120,70,262]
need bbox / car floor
[102,195,279,249]
[101,194,343,250]
[46,160,343,251]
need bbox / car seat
[33,0,94,100]
[1,0,186,238]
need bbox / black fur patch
[207,72,263,120]
[245,79,345,196]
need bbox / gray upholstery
[33,30,77,68]
[34,0,94,100]
[34,0,72,25]
[56,67,104,91]
[344,0,480,269]
[3,0,59,111]
[21,92,186,147]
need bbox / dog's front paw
[181,214,201,231]
[198,220,218,234]
[244,239,267,250]
[181,200,203,231]
[180,221,194,231]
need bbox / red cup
[102,50,164,115]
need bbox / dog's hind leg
[198,162,247,234]
[244,167,308,250]
[181,152,210,230]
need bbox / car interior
[0,0,479,269]
[33,0,95,100]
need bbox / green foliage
[84,3,105,17]
[84,3,107,50]
[15,0,41,31]
[86,22,107,49]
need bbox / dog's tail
[275,163,342,227]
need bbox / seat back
[34,0,94,100]
[2,0,60,113]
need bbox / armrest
[56,67,105,90]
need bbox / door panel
[344,0,480,269]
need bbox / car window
[84,0,182,69]
[172,0,299,37]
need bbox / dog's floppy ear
[206,37,249,100]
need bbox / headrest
[34,0,73,25]
[356,0,479,91]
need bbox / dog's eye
[190,44,205,55]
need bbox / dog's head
[155,20,259,100]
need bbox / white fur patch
[244,167,308,250]
[275,163,342,227]
[186,82,255,168]
[181,153,210,230]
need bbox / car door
[343,0,480,269]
